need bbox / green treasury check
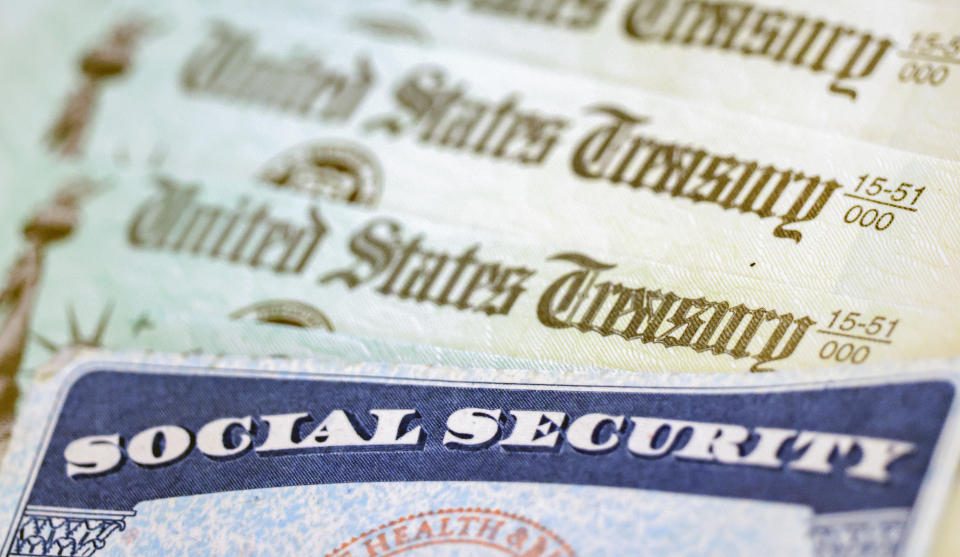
[3,160,957,382]
[319,0,960,160]
[3,8,958,309]
[6,0,959,160]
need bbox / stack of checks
[0,1,958,555]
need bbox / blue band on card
[13,366,952,522]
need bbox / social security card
[1,351,957,556]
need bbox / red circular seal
[326,507,576,557]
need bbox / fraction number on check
[816,311,899,365]
[842,174,925,232]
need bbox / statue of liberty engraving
[46,19,151,156]
[0,180,97,443]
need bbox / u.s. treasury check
[327,0,960,160]
[5,161,960,377]
[7,0,959,159]
[6,10,959,309]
